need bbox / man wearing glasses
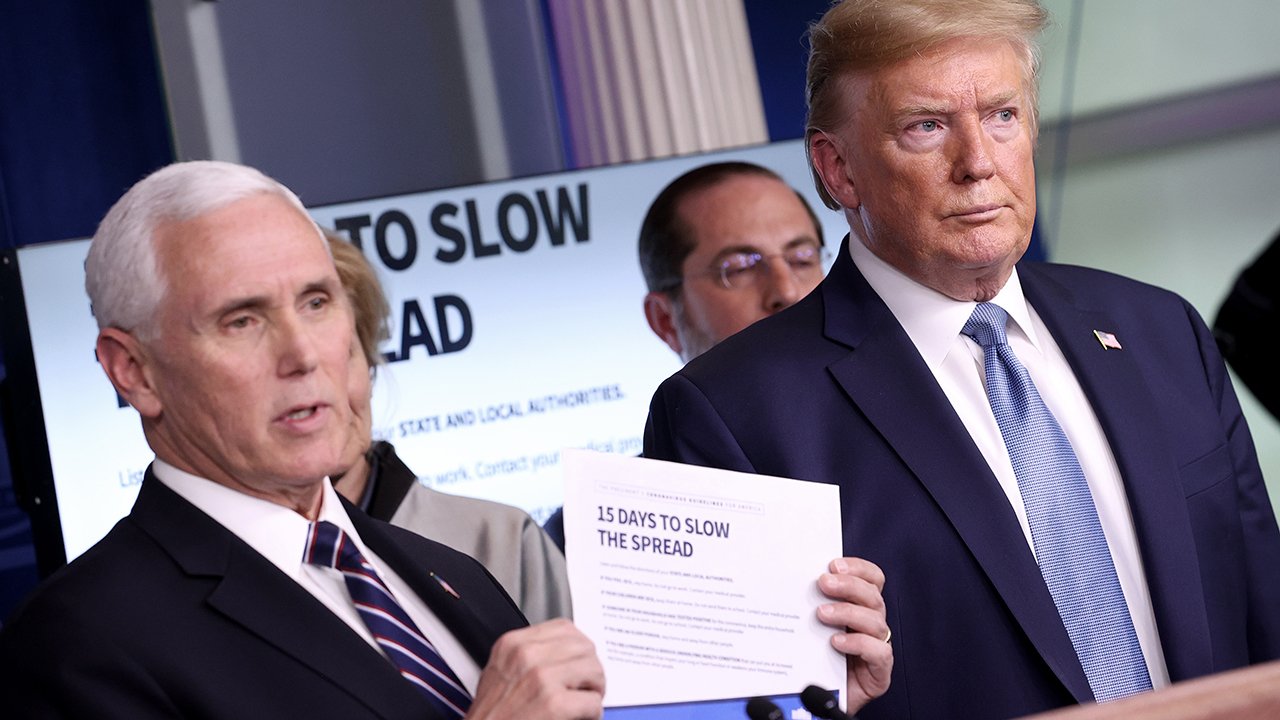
[639,162,828,362]
[542,162,828,550]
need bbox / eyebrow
[891,89,1022,123]
[301,278,339,297]
[212,295,270,322]
[893,103,951,120]
[980,89,1021,110]
[709,236,820,261]
[210,278,337,320]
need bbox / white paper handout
[562,449,844,709]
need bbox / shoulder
[676,288,839,391]
[1022,261,1209,340]
[1022,261,1192,311]
[0,518,180,663]
[404,483,536,524]
[388,484,562,578]
[0,526,179,715]
[391,482,539,540]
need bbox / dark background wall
[0,3,173,250]
[213,0,484,206]
[0,0,173,619]
[743,0,829,142]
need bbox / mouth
[276,403,329,430]
[948,204,1004,222]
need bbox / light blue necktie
[964,302,1152,702]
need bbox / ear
[96,328,163,418]
[643,292,683,357]
[809,130,861,210]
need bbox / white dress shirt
[152,459,483,693]
[849,241,1171,688]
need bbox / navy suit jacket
[0,471,527,719]
[645,238,1280,720]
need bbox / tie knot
[303,520,347,569]
[963,302,1010,348]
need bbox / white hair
[85,160,317,339]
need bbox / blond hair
[805,0,1049,209]
[326,229,391,369]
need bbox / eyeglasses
[685,243,830,290]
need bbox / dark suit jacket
[645,238,1280,720]
[0,470,527,719]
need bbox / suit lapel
[821,241,1094,701]
[348,500,513,668]
[1020,264,1213,682]
[130,472,443,720]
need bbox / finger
[829,557,885,590]
[471,629,606,720]
[834,629,894,665]
[468,680,604,720]
[490,621,598,669]
[843,633,894,708]
[552,655,607,695]
[552,690,605,720]
[817,571,885,610]
[512,624,606,690]
[502,617,588,645]
[502,657,605,700]
[817,601,887,639]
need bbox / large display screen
[3,139,848,566]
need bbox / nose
[950,117,996,184]
[762,257,803,314]
[275,312,322,377]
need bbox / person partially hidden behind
[645,1,1280,719]
[639,161,829,363]
[326,233,572,624]
[1214,225,1280,420]
[0,161,602,720]
[543,161,829,549]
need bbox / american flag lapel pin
[431,572,461,599]
[1093,329,1122,350]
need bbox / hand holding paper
[818,557,893,713]
[562,449,867,712]
[467,618,606,720]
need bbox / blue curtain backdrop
[742,0,828,143]
[0,0,172,620]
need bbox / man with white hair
[645,0,1280,718]
[0,161,605,719]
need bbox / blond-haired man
[645,1,1280,718]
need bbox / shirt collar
[848,239,1041,369]
[152,459,363,577]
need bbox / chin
[279,447,347,484]
[953,233,1022,262]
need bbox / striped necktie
[304,520,472,718]
[964,302,1152,702]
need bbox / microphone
[800,685,852,720]
[745,696,785,720]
